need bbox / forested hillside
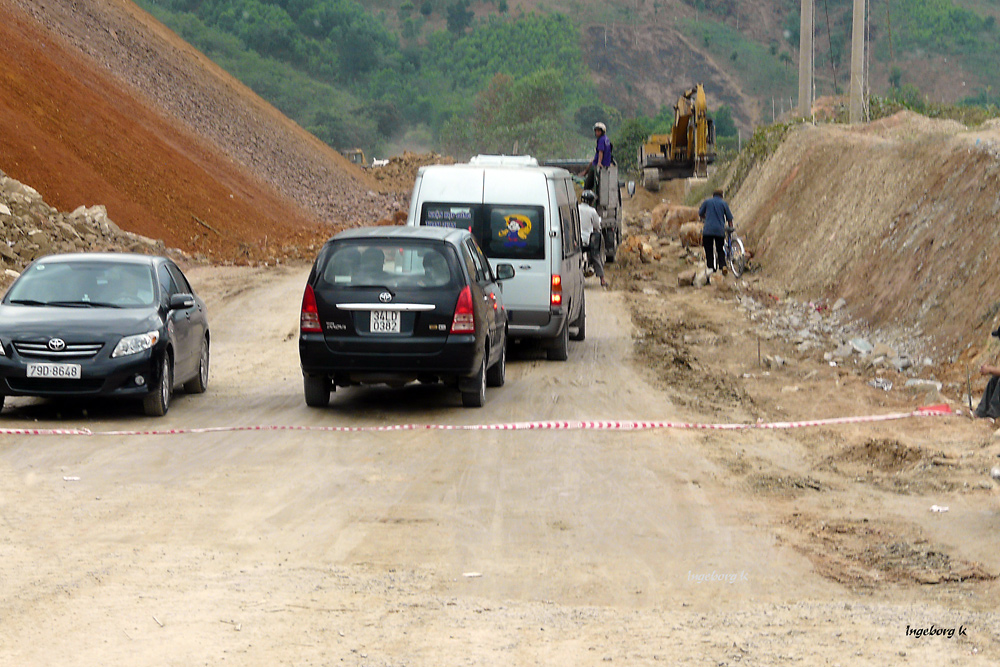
[135,0,597,159]
[134,0,1000,160]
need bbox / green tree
[446,0,474,34]
[712,105,737,137]
[444,69,568,158]
[615,117,654,175]
[889,66,902,90]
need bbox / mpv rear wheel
[462,354,487,407]
[486,340,506,387]
[546,321,570,361]
[303,374,330,407]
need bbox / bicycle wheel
[727,236,747,278]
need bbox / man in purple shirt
[586,122,613,191]
[592,122,612,167]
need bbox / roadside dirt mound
[834,438,925,473]
[0,0,399,263]
[369,153,455,194]
[732,111,1000,379]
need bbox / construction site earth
[1,1,1000,665]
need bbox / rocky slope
[0,169,174,288]
[0,0,402,263]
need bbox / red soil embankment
[0,3,325,262]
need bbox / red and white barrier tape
[0,404,954,437]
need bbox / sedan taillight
[450,286,475,334]
[300,285,322,333]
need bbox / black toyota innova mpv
[298,226,514,408]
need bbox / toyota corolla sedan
[0,253,210,416]
[299,226,513,408]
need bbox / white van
[406,155,586,360]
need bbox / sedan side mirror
[495,264,515,281]
[169,293,195,310]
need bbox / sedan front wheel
[143,354,172,417]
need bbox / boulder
[904,379,943,392]
[873,343,897,358]
[650,201,671,229]
[652,205,700,238]
[679,221,702,249]
[850,338,874,354]
[27,229,53,255]
[639,242,654,264]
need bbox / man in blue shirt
[698,188,734,277]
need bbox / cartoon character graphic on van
[499,214,532,248]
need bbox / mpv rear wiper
[350,285,395,296]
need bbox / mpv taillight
[550,274,563,306]
[300,284,322,333]
[450,286,475,334]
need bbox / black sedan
[299,226,513,407]
[0,253,210,416]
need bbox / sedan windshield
[5,261,157,307]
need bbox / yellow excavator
[639,83,715,190]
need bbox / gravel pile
[0,170,172,288]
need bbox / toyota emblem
[379,292,393,303]
[48,338,66,351]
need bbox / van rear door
[481,170,551,325]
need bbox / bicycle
[724,225,747,278]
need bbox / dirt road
[1,265,997,665]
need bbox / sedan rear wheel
[303,374,331,407]
[462,353,487,408]
[143,354,172,417]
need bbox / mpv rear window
[317,241,458,290]
[420,203,545,261]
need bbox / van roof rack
[468,154,539,167]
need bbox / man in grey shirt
[579,190,607,287]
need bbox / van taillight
[300,284,322,333]
[551,275,563,306]
[450,286,475,334]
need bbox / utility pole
[798,0,814,117]
[850,0,866,123]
